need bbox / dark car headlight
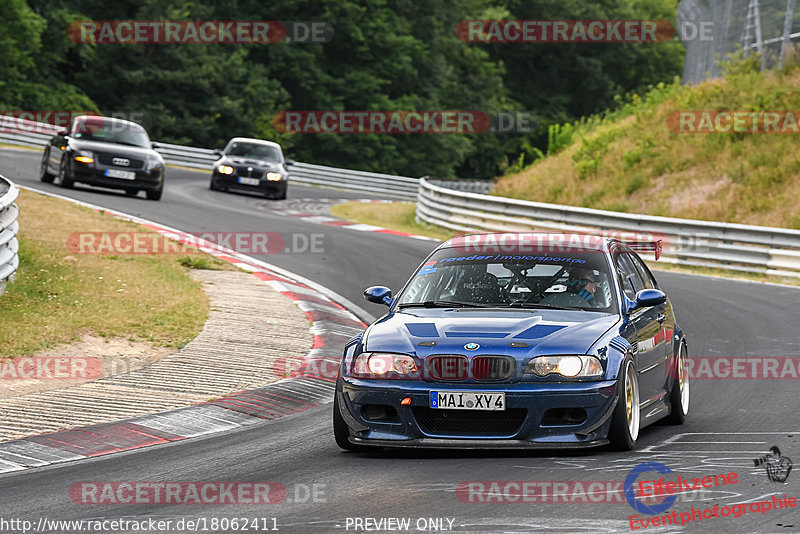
[146,158,164,171]
[266,172,282,181]
[218,164,234,175]
[525,355,603,378]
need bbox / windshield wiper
[500,302,571,310]
[398,300,490,309]
[112,140,147,147]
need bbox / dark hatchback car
[40,115,165,200]
[209,137,292,199]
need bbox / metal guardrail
[0,119,420,200]
[5,118,800,277]
[417,178,800,278]
[429,179,493,194]
[0,175,20,296]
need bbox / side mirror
[285,158,295,166]
[364,286,392,306]
[151,142,160,149]
[213,149,223,156]
[57,130,68,137]
[627,289,666,313]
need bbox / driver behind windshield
[566,266,598,303]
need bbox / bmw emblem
[464,342,480,351]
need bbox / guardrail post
[0,175,21,297]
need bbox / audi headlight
[218,164,234,175]
[525,355,603,378]
[351,352,419,379]
[73,150,94,165]
[266,172,282,181]
[146,158,164,171]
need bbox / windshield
[225,142,282,162]
[397,249,617,312]
[72,118,150,148]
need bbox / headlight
[352,352,419,379]
[266,172,282,181]
[218,164,234,175]
[525,355,603,378]
[146,158,164,171]
[73,150,94,164]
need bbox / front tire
[609,356,640,451]
[665,343,689,424]
[146,185,163,201]
[333,394,371,452]
[58,157,74,189]
[40,149,55,183]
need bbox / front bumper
[71,162,163,191]
[338,377,619,449]
[211,171,287,195]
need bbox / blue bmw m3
[333,233,690,451]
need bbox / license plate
[105,169,135,180]
[429,391,505,411]
[238,177,260,186]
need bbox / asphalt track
[1,147,799,533]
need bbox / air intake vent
[426,355,468,381]
[471,355,514,381]
[412,407,526,436]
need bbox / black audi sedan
[39,115,165,200]
[209,137,291,199]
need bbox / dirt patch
[667,175,733,213]
[0,336,175,399]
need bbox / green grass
[493,54,800,229]
[0,190,214,357]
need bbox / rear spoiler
[626,240,662,260]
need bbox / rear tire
[333,394,372,452]
[608,356,640,451]
[40,149,55,183]
[665,343,689,424]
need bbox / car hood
[70,139,159,160]
[364,308,620,357]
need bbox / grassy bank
[493,58,800,229]
[0,190,219,357]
